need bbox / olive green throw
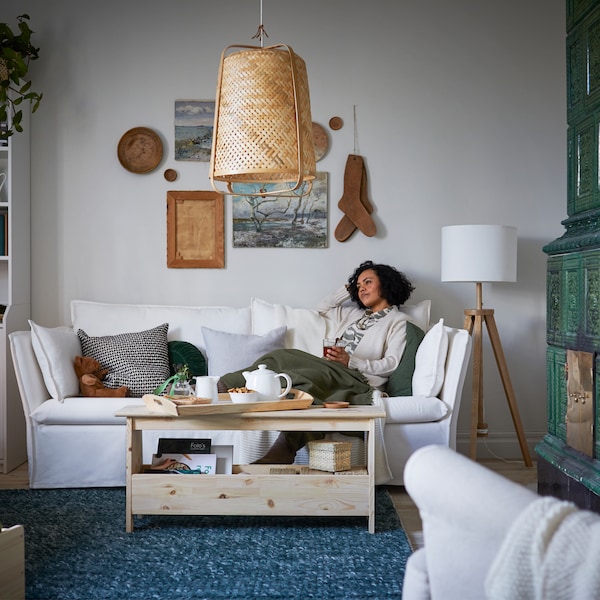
[221,348,374,405]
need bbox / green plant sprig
[0,14,43,139]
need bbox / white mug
[0,173,6,194]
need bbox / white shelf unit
[0,110,30,474]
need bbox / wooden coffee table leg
[125,419,141,533]
[367,421,376,533]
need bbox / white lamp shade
[441,225,517,282]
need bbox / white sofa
[402,445,600,600]
[9,297,471,489]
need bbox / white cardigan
[317,286,408,389]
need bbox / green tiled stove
[537,0,600,510]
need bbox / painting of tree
[232,172,328,248]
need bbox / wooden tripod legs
[464,308,533,467]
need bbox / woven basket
[211,44,316,188]
[308,440,352,472]
[0,59,7,82]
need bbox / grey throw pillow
[201,326,287,376]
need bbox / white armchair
[402,445,538,600]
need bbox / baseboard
[456,431,545,462]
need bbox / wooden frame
[167,190,224,268]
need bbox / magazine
[149,452,217,474]
[157,438,211,454]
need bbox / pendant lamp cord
[354,105,359,154]
[252,0,269,47]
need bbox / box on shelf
[308,440,352,472]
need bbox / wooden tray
[143,389,314,416]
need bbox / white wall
[1,0,566,458]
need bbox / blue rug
[0,487,411,599]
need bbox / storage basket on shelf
[308,440,352,472]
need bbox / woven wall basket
[210,44,316,194]
[0,59,8,82]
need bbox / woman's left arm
[347,317,407,379]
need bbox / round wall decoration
[117,127,163,174]
[164,168,178,182]
[312,122,329,161]
[329,116,343,130]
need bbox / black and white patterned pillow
[77,323,170,397]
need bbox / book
[157,438,211,455]
[149,452,217,475]
[0,214,4,256]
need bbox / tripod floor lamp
[441,224,532,467]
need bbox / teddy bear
[73,355,129,397]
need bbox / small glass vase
[170,380,193,397]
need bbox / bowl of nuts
[227,387,260,404]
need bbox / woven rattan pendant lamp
[209,3,316,197]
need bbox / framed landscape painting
[174,100,215,161]
[232,172,328,248]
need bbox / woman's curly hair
[347,260,415,309]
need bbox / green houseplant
[0,13,42,139]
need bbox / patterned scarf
[340,306,393,354]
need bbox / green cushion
[385,322,425,397]
[168,340,208,378]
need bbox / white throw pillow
[382,395,450,423]
[251,298,327,356]
[202,326,287,376]
[412,318,449,397]
[29,320,82,402]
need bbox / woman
[220,260,415,463]
[317,260,414,389]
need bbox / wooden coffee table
[115,403,386,533]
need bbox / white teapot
[242,364,292,402]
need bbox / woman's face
[356,269,390,312]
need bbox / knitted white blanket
[485,495,600,599]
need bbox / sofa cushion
[29,320,81,402]
[168,340,207,377]
[70,299,252,352]
[385,322,426,397]
[31,396,145,425]
[398,299,431,332]
[77,323,171,397]
[382,395,450,423]
[251,297,327,356]
[412,318,449,397]
[202,326,287,376]
[251,297,431,358]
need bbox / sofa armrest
[9,330,51,418]
[403,445,538,600]
[382,395,449,423]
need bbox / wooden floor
[1,458,537,549]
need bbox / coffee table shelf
[116,405,386,533]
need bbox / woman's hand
[324,345,350,367]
